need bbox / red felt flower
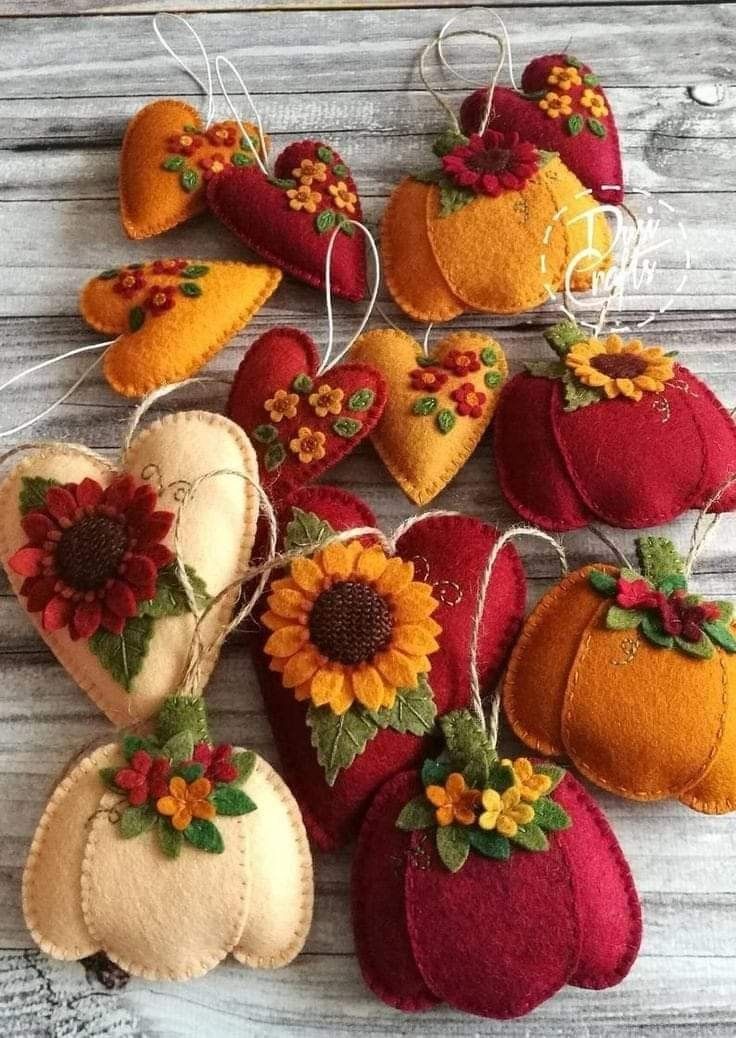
[442,129,540,197]
[8,474,174,641]
[615,577,661,612]
[144,285,177,315]
[659,590,721,643]
[451,382,487,418]
[443,350,481,376]
[198,153,228,181]
[113,268,146,299]
[409,367,448,392]
[114,750,171,807]
[166,131,204,157]
[192,742,238,783]
[152,258,188,275]
[206,123,238,148]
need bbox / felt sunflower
[262,541,442,714]
[565,334,674,401]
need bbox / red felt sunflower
[441,129,539,197]
[8,474,174,641]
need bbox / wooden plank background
[1,2,735,1035]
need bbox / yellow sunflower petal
[267,587,310,620]
[290,557,326,594]
[328,678,354,715]
[633,375,664,393]
[602,380,622,399]
[375,557,414,596]
[282,645,322,688]
[615,378,641,400]
[578,368,611,388]
[380,683,397,710]
[392,584,438,622]
[641,346,666,361]
[392,623,440,656]
[351,665,385,711]
[311,666,350,711]
[320,540,354,579]
[605,335,624,353]
[374,648,421,688]
[621,341,645,355]
[264,625,309,657]
[355,544,389,582]
[261,610,295,632]
[294,681,312,701]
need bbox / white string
[422,323,434,359]
[214,55,269,176]
[374,303,404,335]
[317,220,381,376]
[437,9,518,91]
[153,13,215,128]
[437,28,507,135]
[121,375,231,457]
[0,440,104,471]
[589,525,633,570]
[0,340,114,439]
[685,471,736,577]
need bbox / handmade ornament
[80,259,281,397]
[494,320,736,530]
[351,328,506,504]
[460,52,623,205]
[0,411,259,726]
[23,695,313,981]
[504,535,736,812]
[254,484,526,849]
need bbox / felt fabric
[227,326,387,500]
[0,412,258,727]
[680,648,736,813]
[351,329,507,504]
[120,99,266,239]
[81,260,281,398]
[256,487,526,850]
[494,364,736,531]
[207,140,367,301]
[460,53,623,205]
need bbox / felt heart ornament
[504,536,736,812]
[494,320,736,530]
[460,52,623,205]
[23,697,313,981]
[119,99,268,239]
[381,128,611,322]
[351,329,507,504]
[0,411,259,727]
[227,327,387,501]
[254,485,526,850]
[80,258,281,398]
[352,713,641,1018]
[207,140,368,300]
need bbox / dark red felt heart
[460,52,623,205]
[227,327,386,501]
[352,769,641,1017]
[254,486,526,850]
[207,140,367,300]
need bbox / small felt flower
[478,786,535,837]
[616,576,662,611]
[113,268,147,299]
[408,367,448,392]
[192,742,238,784]
[292,158,328,185]
[442,129,540,196]
[114,750,171,807]
[308,384,344,418]
[289,427,327,465]
[262,540,441,715]
[538,92,574,119]
[581,89,609,119]
[502,757,552,803]
[151,258,188,275]
[566,335,675,401]
[425,772,481,827]
[144,285,177,316]
[287,185,322,213]
[156,775,216,832]
[328,181,357,213]
[451,383,486,418]
[265,388,300,423]
[166,131,204,156]
[206,123,238,147]
[547,65,583,90]
[443,349,481,376]
[659,590,721,643]
[198,154,228,181]
[8,474,174,640]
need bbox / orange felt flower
[538,92,573,119]
[329,181,357,214]
[581,89,609,119]
[425,772,481,826]
[156,776,216,832]
[308,384,344,417]
[547,65,582,90]
[265,388,300,422]
[289,427,327,464]
[292,158,328,185]
[287,185,322,213]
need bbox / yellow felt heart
[351,329,507,504]
[80,259,281,397]
[120,99,266,239]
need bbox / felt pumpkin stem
[635,536,684,586]
[156,695,210,745]
[544,320,589,357]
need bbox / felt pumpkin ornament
[504,535,736,813]
[254,483,526,850]
[351,327,507,505]
[0,410,259,727]
[23,695,313,981]
[494,320,736,530]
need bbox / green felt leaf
[480,346,496,366]
[641,612,674,649]
[563,376,602,412]
[369,676,437,735]
[183,818,225,854]
[98,269,120,280]
[119,805,157,839]
[315,209,337,234]
[484,371,502,389]
[89,616,154,692]
[636,537,684,586]
[252,423,279,444]
[162,155,185,171]
[589,569,618,596]
[268,176,297,189]
[703,621,736,653]
[440,710,494,790]
[265,442,287,471]
[128,306,145,332]
[121,733,160,760]
[567,114,584,136]
[157,819,183,859]
[292,373,314,394]
[180,281,202,298]
[337,213,355,236]
[212,785,257,816]
[674,634,714,660]
[317,145,334,163]
[468,827,510,860]
[332,417,362,438]
[138,563,210,618]
[587,117,607,139]
[565,54,583,68]
[421,757,451,787]
[412,396,438,416]
[99,767,121,791]
[533,764,566,791]
[173,762,205,783]
[231,750,256,784]
[436,409,456,434]
[658,574,688,596]
[412,168,444,184]
[510,822,549,852]
[348,389,375,411]
[284,507,335,553]
[485,761,516,793]
[333,163,348,176]
[156,696,209,745]
[162,730,195,764]
[538,149,558,167]
[436,825,470,872]
[544,320,589,356]
[583,73,600,86]
[307,703,379,785]
[19,476,60,515]
[181,264,209,278]
[432,130,468,157]
[533,798,572,832]
[396,795,436,831]
[606,605,647,630]
[715,601,735,623]
[525,359,567,380]
[231,151,253,167]
[439,183,475,217]
[180,168,199,192]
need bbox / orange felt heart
[80,258,281,397]
[351,329,507,504]
[119,99,266,239]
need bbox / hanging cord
[588,525,634,570]
[419,25,506,136]
[437,9,518,93]
[214,55,270,176]
[684,471,736,578]
[153,12,215,129]
[121,375,233,457]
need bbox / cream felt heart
[0,412,258,727]
[351,329,507,504]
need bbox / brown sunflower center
[55,514,128,591]
[590,353,648,379]
[308,580,393,664]
[466,148,511,174]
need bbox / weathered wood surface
[1,2,736,1035]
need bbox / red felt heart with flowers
[253,485,526,850]
[460,52,623,205]
[227,327,387,501]
[207,140,367,300]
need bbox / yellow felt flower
[547,65,582,90]
[565,334,675,401]
[425,772,481,827]
[328,181,357,213]
[502,757,552,803]
[292,158,328,185]
[262,541,441,714]
[581,88,609,119]
[538,92,573,119]
[264,388,300,422]
[287,185,322,213]
[478,786,535,838]
[288,426,327,464]
[309,383,344,417]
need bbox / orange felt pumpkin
[504,537,736,813]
